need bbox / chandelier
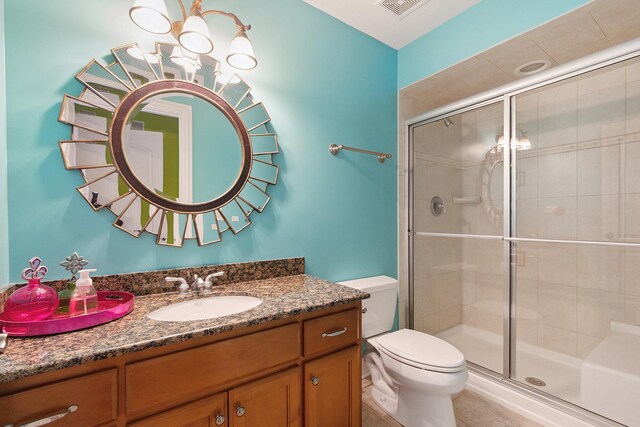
[129,0,257,70]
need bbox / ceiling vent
[376,0,429,19]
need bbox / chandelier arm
[176,0,187,21]
[200,9,251,31]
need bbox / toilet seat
[373,329,466,373]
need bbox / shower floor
[436,324,582,405]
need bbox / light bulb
[227,31,257,70]
[178,15,214,54]
[129,0,171,34]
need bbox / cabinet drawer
[129,392,227,427]
[0,369,117,427]
[126,323,299,417]
[303,309,358,356]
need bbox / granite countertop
[0,274,369,384]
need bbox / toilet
[339,276,468,427]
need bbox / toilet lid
[375,329,465,371]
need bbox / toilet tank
[339,276,398,338]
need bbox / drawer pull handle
[362,307,368,314]
[215,414,226,425]
[236,405,246,417]
[322,327,347,338]
[6,404,78,427]
[311,376,320,386]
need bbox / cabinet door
[129,392,227,427]
[305,345,361,427]
[229,368,301,427]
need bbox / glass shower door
[511,55,640,426]
[411,100,505,374]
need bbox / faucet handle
[165,277,189,295]
[204,271,224,290]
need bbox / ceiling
[302,0,480,49]
[400,0,640,120]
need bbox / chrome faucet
[165,271,224,295]
[192,274,205,293]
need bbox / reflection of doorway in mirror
[125,130,164,199]
[139,99,193,206]
[136,100,193,238]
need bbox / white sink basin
[147,296,263,322]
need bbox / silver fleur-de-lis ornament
[59,252,89,281]
[22,257,48,281]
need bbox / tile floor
[362,378,542,427]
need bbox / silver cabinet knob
[215,414,226,425]
[236,405,246,417]
[362,307,368,314]
[311,376,320,386]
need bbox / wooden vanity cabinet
[304,346,361,427]
[0,302,362,427]
[229,368,301,427]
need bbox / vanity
[0,268,368,427]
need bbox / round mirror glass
[123,92,243,205]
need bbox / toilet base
[395,387,456,427]
[371,386,398,417]
[370,383,457,427]
[365,351,460,427]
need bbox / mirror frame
[111,80,252,213]
[58,43,279,246]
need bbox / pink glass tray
[0,291,134,336]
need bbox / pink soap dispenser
[3,257,59,321]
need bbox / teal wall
[0,0,8,287]
[3,0,397,282]
[397,0,591,88]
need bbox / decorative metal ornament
[58,42,279,247]
[22,257,48,281]
[60,252,89,281]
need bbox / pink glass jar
[2,257,59,321]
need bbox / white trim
[142,99,192,238]
[142,100,192,196]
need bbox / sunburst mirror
[58,42,279,247]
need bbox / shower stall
[408,40,640,426]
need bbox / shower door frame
[406,38,640,427]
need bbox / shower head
[443,118,454,128]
